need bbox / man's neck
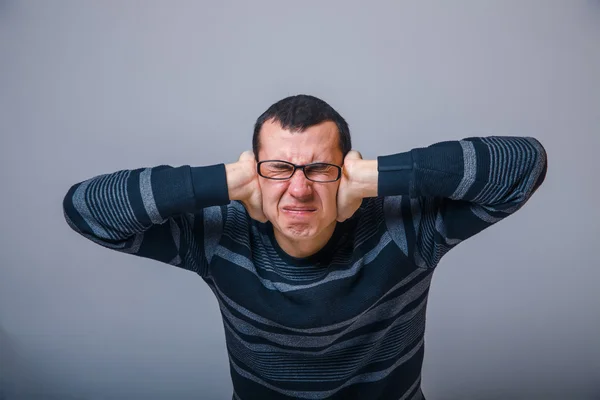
[273,222,337,259]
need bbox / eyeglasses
[257,160,342,183]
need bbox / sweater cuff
[377,151,413,196]
[191,163,230,209]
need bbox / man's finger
[345,150,363,160]
[239,150,255,162]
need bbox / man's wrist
[350,159,378,198]
[225,161,253,201]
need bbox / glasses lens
[304,164,340,182]
[260,161,295,179]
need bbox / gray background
[1,1,599,399]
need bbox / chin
[283,223,318,239]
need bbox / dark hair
[252,94,351,159]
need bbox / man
[63,94,548,399]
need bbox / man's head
[252,95,351,256]
[252,95,351,160]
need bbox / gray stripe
[224,290,427,356]
[86,175,113,240]
[470,204,503,223]
[435,212,462,246]
[168,255,181,266]
[90,174,118,240]
[252,227,327,281]
[451,140,477,200]
[383,196,409,256]
[505,137,525,196]
[103,171,130,236]
[170,218,181,251]
[430,242,451,266]
[410,199,430,266]
[408,386,424,400]
[214,267,426,334]
[119,233,144,254]
[116,171,146,232]
[413,250,428,269]
[400,376,422,400]
[524,137,547,196]
[251,220,357,281]
[204,206,223,263]
[139,168,163,224]
[72,179,111,239]
[227,308,423,380]
[475,136,520,205]
[486,136,512,204]
[472,137,498,204]
[221,275,431,349]
[93,170,146,237]
[410,197,422,236]
[216,232,392,292]
[65,206,129,251]
[413,199,438,268]
[228,338,424,399]
[93,173,129,241]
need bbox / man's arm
[341,136,548,268]
[63,155,262,275]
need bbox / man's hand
[336,151,378,222]
[225,151,268,222]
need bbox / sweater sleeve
[377,136,548,268]
[62,163,230,277]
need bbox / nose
[287,168,313,200]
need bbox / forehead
[258,120,343,163]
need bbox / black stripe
[127,168,152,226]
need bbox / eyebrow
[265,159,339,165]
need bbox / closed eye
[271,163,293,170]
[306,164,335,172]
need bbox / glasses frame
[257,160,342,183]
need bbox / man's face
[257,119,343,245]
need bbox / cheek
[316,186,339,208]
[260,181,288,206]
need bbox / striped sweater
[63,136,547,400]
